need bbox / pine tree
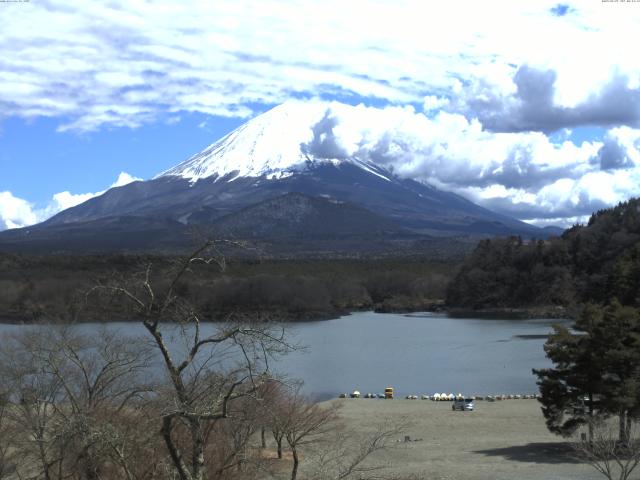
[533,304,605,438]
[534,302,640,442]
[597,301,640,445]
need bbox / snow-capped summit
[157,101,391,183]
[158,102,328,182]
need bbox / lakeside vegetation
[0,254,455,323]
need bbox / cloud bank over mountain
[297,103,640,225]
[1,1,640,229]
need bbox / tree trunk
[588,392,594,442]
[83,462,100,480]
[81,453,100,480]
[261,427,267,449]
[161,416,192,480]
[57,443,64,480]
[80,441,101,480]
[619,410,629,446]
[190,419,206,480]
[276,438,283,459]
[36,426,51,480]
[290,447,299,480]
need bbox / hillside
[446,198,640,311]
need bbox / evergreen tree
[534,302,640,442]
[533,304,605,438]
[597,301,640,445]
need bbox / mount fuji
[0,102,555,255]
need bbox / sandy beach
[306,398,602,480]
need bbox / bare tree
[205,394,267,478]
[573,417,640,480]
[276,387,340,480]
[0,328,67,480]
[261,380,290,460]
[306,418,409,480]
[44,327,153,480]
[0,390,18,479]
[94,404,165,480]
[90,241,293,480]
[0,326,155,480]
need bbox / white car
[452,397,474,411]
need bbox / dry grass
[297,398,603,480]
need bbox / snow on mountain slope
[156,101,391,182]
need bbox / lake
[282,311,560,399]
[0,311,562,400]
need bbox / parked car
[452,397,474,411]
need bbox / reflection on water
[0,312,563,400]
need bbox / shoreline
[0,303,572,324]
[447,305,573,320]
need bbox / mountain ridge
[0,102,558,255]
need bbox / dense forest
[0,253,456,322]
[447,198,640,312]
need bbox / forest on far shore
[0,253,454,323]
[447,198,640,312]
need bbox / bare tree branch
[573,417,640,480]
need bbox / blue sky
[1,0,640,229]
[1,114,243,204]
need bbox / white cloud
[300,102,640,221]
[0,192,39,230]
[0,1,639,131]
[50,191,97,212]
[0,172,141,231]
[524,215,591,229]
[111,172,141,188]
[423,95,449,112]
[456,65,640,133]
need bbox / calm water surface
[283,311,562,399]
[0,312,563,400]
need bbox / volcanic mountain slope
[208,192,421,256]
[212,192,402,239]
[0,102,553,254]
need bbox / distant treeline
[447,198,640,311]
[0,253,456,322]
